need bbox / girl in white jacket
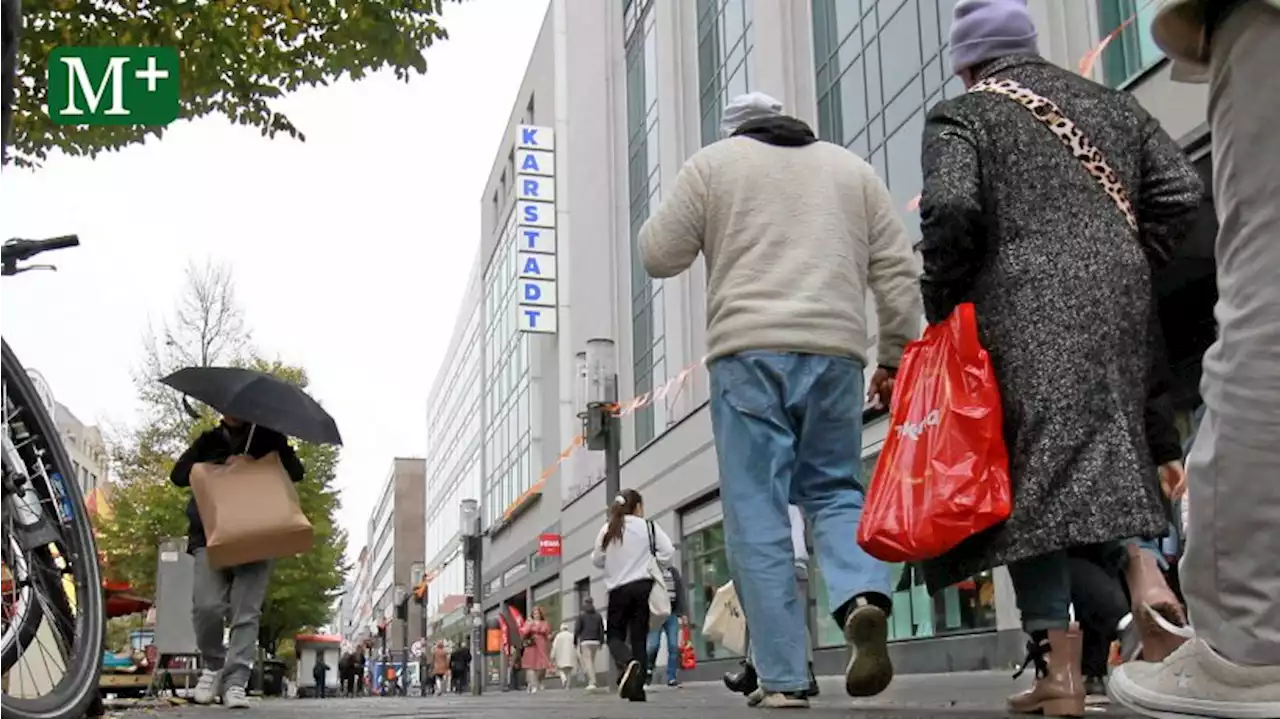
[591,489,674,703]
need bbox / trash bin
[261,659,286,697]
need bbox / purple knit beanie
[949,0,1039,75]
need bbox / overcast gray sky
[0,0,552,558]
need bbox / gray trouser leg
[191,549,274,688]
[1182,0,1280,667]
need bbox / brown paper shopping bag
[190,452,314,569]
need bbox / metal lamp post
[582,338,621,505]
[459,498,484,696]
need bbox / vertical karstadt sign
[514,125,558,334]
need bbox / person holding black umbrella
[171,415,305,709]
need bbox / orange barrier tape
[905,2,1159,214]
[496,357,711,522]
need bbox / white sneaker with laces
[222,685,250,709]
[193,669,220,705]
[1109,637,1280,718]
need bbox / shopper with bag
[645,562,686,687]
[590,489,675,703]
[915,2,1203,716]
[170,416,306,709]
[639,89,922,709]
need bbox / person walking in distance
[170,416,306,709]
[639,91,921,708]
[591,490,675,703]
[312,653,330,699]
[1108,4,1280,716]
[431,641,449,696]
[449,640,471,694]
[520,606,554,692]
[573,597,605,690]
[918,1,1203,715]
[551,623,577,689]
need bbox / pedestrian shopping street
[112,673,1148,718]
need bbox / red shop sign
[537,533,562,557]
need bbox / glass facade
[483,208,534,528]
[1097,0,1164,88]
[625,0,669,449]
[813,0,967,240]
[681,517,739,661]
[697,0,754,146]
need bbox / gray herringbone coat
[917,55,1204,593]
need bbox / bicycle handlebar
[1,235,80,265]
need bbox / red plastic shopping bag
[679,623,697,670]
[856,303,1013,563]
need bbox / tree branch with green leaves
[9,0,457,167]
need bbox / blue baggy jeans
[646,613,681,683]
[709,351,891,693]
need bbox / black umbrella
[160,366,342,445]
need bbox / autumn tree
[7,0,458,167]
[97,260,346,652]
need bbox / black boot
[722,660,758,695]
[804,662,820,697]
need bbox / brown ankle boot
[1007,626,1085,717]
[1124,543,1187,662]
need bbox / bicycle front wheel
[2,339,105,719]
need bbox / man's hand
[867,367,895,410]
[1159,460,1187,501]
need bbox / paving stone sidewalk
[109,671,1143,718]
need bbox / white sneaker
[222,685,250,709]
[1109,637,1280,718]
[193,669,220,705]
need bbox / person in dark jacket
[312,653,330,698]
[918,2,1202,715]
[449,641,471,694]
[572,597,604,690]
[170,417,305,708]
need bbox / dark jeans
[607,578,653,679]
[1068,553,1128,678]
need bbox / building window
[697,0,754,146]
[533,579,561,630]
[1097,1,1164,88]
[482,212,534,528]
[625,0,668,449]
[813,446,997,646]
[524,94,536,125]
[813,0,963,242]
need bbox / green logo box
[47,46,180,126]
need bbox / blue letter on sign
[522,178,539,198]
[523,308,541,327]
[524,283,542,302]
[523,203,540,224]
[520,153,542,173]
[522,255,543,276]
[522,228,541,248]
[522,127,539,146]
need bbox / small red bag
[678,623,697,670]
[856,303,1013,563]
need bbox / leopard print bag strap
[969,77,1140,234]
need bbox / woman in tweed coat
[918,2,1203,716]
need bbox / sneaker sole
[844,605,893,697]
[618,661,641,700]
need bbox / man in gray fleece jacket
[639,92,922,709]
